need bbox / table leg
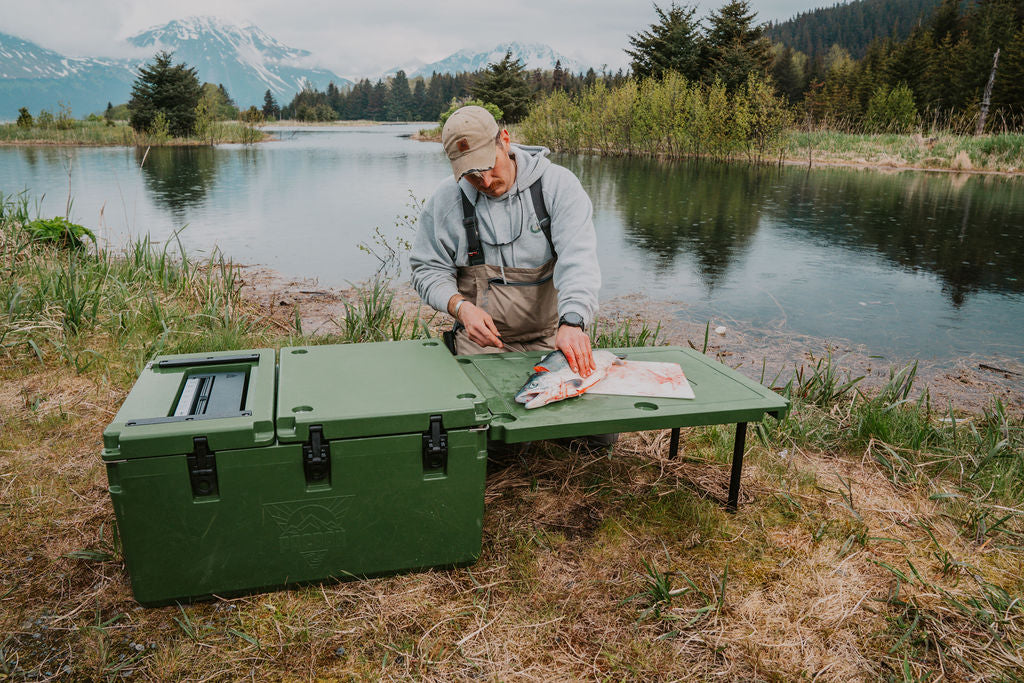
[668,427,680,459]
[727,422,748,513]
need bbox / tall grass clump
[520,73,791,162]
[765,351,1024,519]
[0,191,268,380]
[0,119,267,147]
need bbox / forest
[281,0,1024,135]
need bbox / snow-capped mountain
[126,17,350,107]
[0,17,350,119]
[407,42,589,79]
[0,32,137,117]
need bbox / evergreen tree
[770,44,803,101]
[262,89,280,119]
[128,51,202,137]
[16,107,33,128]
[470,50,533,122]
[104,102,114,122]
[424,73,447,120]
[992,25,1024,114]
[703,0,773,91]
[412,78,427,120]
[368,80,388,120]
[625,2,703,80]
[552,59,567,90]
[386,70,415,121]
[930,0,962,44]
[326,82,343,115]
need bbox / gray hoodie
[410,144,600,326]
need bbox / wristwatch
[558,312,585,332]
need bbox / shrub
[864,83,918,134]
[16,107,33,128]
[24,216,96,249]
[55,101,75,130]
[37,109,54,129]
[238,106,264,125]
[438,98,504,128]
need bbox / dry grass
[2,196,1022,680]
[2,360,1022,680]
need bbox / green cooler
[103,341,489,606]
[104,341,786,606]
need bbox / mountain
[0,17,351,119]
[766,0,942,59]
[126,17,351,108]
[0,32,136,117]
[405,42,590,79]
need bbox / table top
[457,346,790,444]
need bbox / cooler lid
[276,340,489,443]
[459,346,789,443]
[102,349,277,460]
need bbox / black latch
[422,415,448,472]
[187,436,218,497]
[302,425,331,485]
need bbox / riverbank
[0,119,270,146]
[417,123,1024,176]
[2,201,1021,679]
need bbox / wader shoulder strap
[459,180,555,265]
[459,189,485,266]
[528,180,555,259]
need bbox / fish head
[522,378,584,409]
[514,375,546,405]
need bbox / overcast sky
[2,0,830,79]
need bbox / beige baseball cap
[441,106,500,180]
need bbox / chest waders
[442,181,558,355]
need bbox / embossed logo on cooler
[264,497,352,570]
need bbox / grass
[786,129,1024,173]
[1,192,1022,679]
[0,119,270,146]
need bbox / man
[410,105,600,376]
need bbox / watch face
[561,312,584,328]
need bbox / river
[1,123,1021,367]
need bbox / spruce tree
[262,90,280,119]
[992,26,1024,114]
[625,3,703,80]
[552,59,567,90]
[368,80,388,120]
[386,70,415,121]
[703,0,773,91]
[412,79,427,120]
[469,51,532,123]
[128,51,202,137]
[424,73,447,120]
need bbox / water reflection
[571,155,1024,308]
[571,157,763,288]
[770,169,1024,307]
[137,146,219,217]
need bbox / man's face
[463,130,515,198]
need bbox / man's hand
[556,324,594,377]
[459,302,503,349]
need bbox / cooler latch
[422,415,448,472]
[303,425,331,485]
[187,436,219,497]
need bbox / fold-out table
[457,346,790,511]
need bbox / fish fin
[568,378,585,388]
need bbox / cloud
[1,0,826,78]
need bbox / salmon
[514,350,623,409]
